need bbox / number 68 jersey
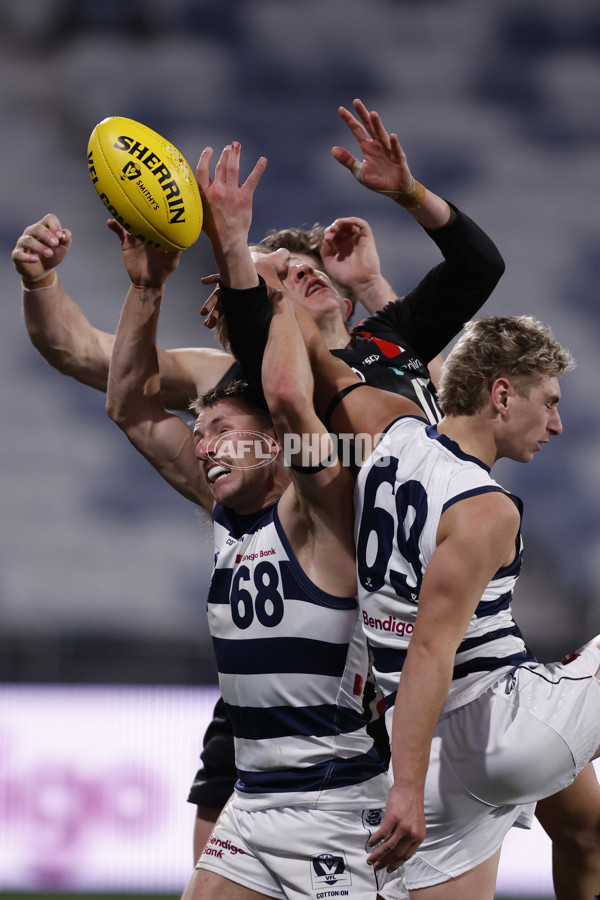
[206,502,389,811]
[354,416,536,716]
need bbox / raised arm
[331,99,504,357]
[194,142,271,402]
[12,214,235,408]
[105,222,213,510]
[262,290,357,595]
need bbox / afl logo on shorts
[561,651,581,665]
[310,852,351,888]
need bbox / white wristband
[22,271,58,292]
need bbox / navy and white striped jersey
[354,416,536,714]
[207,502,390,811]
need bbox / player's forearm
[22,274,114,390]
[263,295,316,437]
[403,187,456,231]
[220,279,271,399]
[390,641,452,790]
[425,205,505,286]
[352,273,397,314]
[209,235,259,292]
[106,284,164,427]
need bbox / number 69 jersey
[355,416,536,716]
[206,502,389,812]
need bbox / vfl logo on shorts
[362,807,384,828]
[310,852,351,889]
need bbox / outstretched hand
[332,99,415,195]
[196,142,267,253]
[12,213,72,282]
[106,220,180,288]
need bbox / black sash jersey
[334,312,441,423]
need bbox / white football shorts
[399,640,600,889]
[196,799,404,899]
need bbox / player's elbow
[29,335,74,376]
[105,383,135,428]
[484,248,505,290]
[105,391,125,426]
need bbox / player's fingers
[227,141,242,181]
[330,216,364,235]
[331,146,356,170]
[352,98,376,137]
[244,155,267,193]
[195,146,214,187]
[368,110,392,148]
[338,106,370,142]
[37,212,65,234]
[200,273,220,285]
[203,306,221,329]
[22,221,61,247]
[200,286,221,316]
[367,835,405,870]
[106,218,126,241]
[214,144,232,182]
[384,838,421,873]
[12,233,54,260]
[389,134,407,163]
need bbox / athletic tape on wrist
[349,161,425,208]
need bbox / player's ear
[342,297,353,321]
[491,377,510,415]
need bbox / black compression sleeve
[219,277,271,402]
[364,205,505,363]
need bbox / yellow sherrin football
[87,116,202,251]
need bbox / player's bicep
[124,410,212,509]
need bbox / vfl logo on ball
[121,161,142,181]
[310,852,351,889]
[206,430,279,470]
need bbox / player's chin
[209,470,237,498]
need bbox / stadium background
[1,0,599,897]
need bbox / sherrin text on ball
[87,116,202,251]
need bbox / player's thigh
[182,866,270,900]
[536,761,600,839]
[407,848,500,900]
[193,805,222,864]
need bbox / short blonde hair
[437,316,575,416]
